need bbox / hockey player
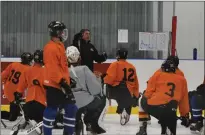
[151,55,184,77]
[43,21,77,135]
[1,52,33,121]
[189,82,205,133]
[145,55,185,125]
[104,48,139,125]
[66,46,106,135]
[13,50,45,134]
[136,60,190,135]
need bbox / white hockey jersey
[69,65,102,108]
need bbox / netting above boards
[139,32,171,51]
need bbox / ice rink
[1,114,196,135]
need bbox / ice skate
[86,123,97,135]
[120,109,130,125]
[136,122,147,135]
[190,120,203,133]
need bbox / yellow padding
[1,105,10,112]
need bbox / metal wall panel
[1,1,153,58]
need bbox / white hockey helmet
[66,46,80,63]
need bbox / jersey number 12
[122,68,135,82]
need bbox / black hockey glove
[102,52,107,61]
[180,114,191,127]
[70,77,77,88]
[59,78,76,104]
[13,92,23,105]
[133,95,140,107]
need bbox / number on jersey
[122,68,135,82]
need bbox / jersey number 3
[165,82,176,97]
[9,70,21,84]
[123,68,134,82]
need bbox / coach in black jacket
[72,29,107,71]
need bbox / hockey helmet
[66,46,80,64]
[21,52,33,65]
[167,55,179,68]
[161,60,176,73]
[116,48,128,59]
[34,50,43,64]
[48,21,68,42]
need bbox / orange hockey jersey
[154,68,184,77]
[104,60,139,97]
[1,62,30,102]
[17,64,46,106]
[43,40,70,89]
[144,71,189,116]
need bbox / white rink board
[1,114,195,135]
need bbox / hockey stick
[10,121,43,135]
[1,119,7,128]
[10,104,43,135]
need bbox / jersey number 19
[9,70,21,84]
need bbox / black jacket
[72,34,106,71]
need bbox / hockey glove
[102,52,107,61]
[132,96,139,107]
[70,77,77,88]
[59,78,76,104]
[180,114,191,127]
[13,92,23,105]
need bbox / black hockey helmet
[21,52,33,65]
[167,55,179,68]
[116,48,128,59]
[48,21,68,42]
[161,60,176,73]
[34,50,43,64]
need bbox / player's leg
[43,86,66,135]
[25,101,45,123]
[190,94,204,132]
[136,96,149,135]
[63,104,78,135]
[43,106,58,135]
[75,107,86,135]
[83,97,106,134]
[9,101,21,121]
[115,85,133,125]
[148,100,178,135]
[24,101,45,134]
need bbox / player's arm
[1,64,12,83]
[84,66,101,96]
[92,45,107,63]
[178,78,190,116]
[144,73,158,99]
[133,68,139,97]
[104,63,117,85]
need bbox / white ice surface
[1,114,197,135]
